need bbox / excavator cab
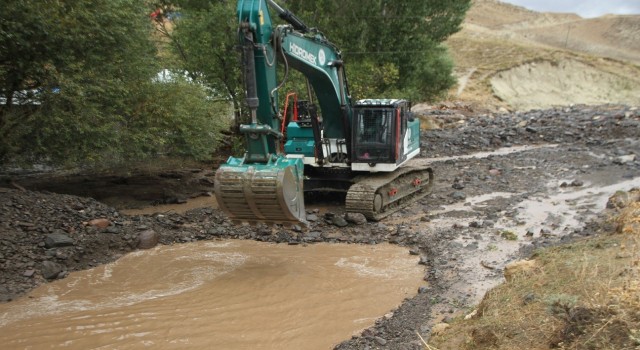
[351,99,418,170]
[353,108,392,161]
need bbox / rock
[462,241,479,250]
[41,261,63,280]
[451,191,466,201]
[137,229,159,249]
[504,259,537,282]
[105,226,120,234]
[418,286,430,294]
[87,218,111,229]
[306,213,318,222]
[525,126,538,133]
[613,154,636,165]
[331,215,349,227]
[570,180,584,187]
[606,189,640,209]
[345,212,367,225]
[23,269,35,277]
[305,231,322,241]
[452,182,465,190]
[207,227,223,236]
[275,231,292,243]
[489,169,502,176]
[483,220,495,228]
[419,256,429,265]
[44,233,74,248]
[431,323,449,336]
[464,309,477,320]
[374,336,387,346]
[525,228,535,237]
[0,284,12,302]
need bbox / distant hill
[445,0,640,111]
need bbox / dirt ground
[0,104,639,349]
[447,0,640,111]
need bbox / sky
[500,0,640,18]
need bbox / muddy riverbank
[1,104,638,349]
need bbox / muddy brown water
[120,196,218,215]
[0,241,423,349]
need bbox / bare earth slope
[448,0,640,111]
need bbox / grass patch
[430,193,640,349]
[499,230,518,241]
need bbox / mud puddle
[434,176,640,303]
[120,196,218,216]
[416,144,559,164]
[0,241,423,349]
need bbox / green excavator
[214,0,433,225]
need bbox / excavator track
[345,166,434,221]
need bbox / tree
[155,1,245,127]
[285,0,470,101]
[0,0,229,166]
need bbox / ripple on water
[0,241,423,350]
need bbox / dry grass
[430,191,640,350]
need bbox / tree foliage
[0,0,229,167]
[285,0,470,101]
[166,1,244,125]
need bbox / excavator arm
[214,0,306,225]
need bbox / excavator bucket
[214,156,307,226]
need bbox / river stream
[0,240,423,349]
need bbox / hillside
[446,0,640,111]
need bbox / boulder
[44,232,74,248]
[345,212,367,225]
[331,215,349,227]
[137,229,159,249]
[41,261,64,280]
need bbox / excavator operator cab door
[351,99,417,172]
[352,106,396,164]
